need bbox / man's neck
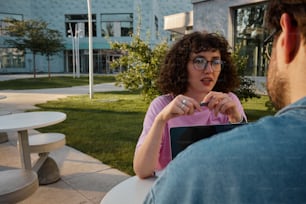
[289,44,306,104]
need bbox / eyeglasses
[192,57,224,72]
[264,29,279,60]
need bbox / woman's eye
[194,58,205,64]
[212,60,221,65]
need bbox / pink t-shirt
[135,92,246,171]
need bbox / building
[0,0,192,74]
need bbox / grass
[1,76,276,175]
[0,75,116,90]
[36,90,147,175]
[242,96,276,122]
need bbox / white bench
[28,133,66,185]
[0,169,38,203]
[0,111,12,143]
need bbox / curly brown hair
[265,0,306,43]
[157,31,239,96]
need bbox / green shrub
[232,43,261,102]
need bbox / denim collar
[275,96,306,116]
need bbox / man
[144,0,306,203]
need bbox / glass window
[101,14,133,37]
[233,3,269,76]
[65,14,96,37]
[0,13,23,36]
[0,48,24,69]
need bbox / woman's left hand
[202,91,242,123]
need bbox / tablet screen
[170,124,244,159]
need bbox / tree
[232,43,260,102]
[4,18,64,78]
[40,29,65,79]
[110,33,168,102]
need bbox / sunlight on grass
[0,75,115,90]
[242,95,270,110]
[242,95,276,122]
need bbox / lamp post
[87,0,94,99]
[68,23,76,78]
[75,24,81,78]
[68,23,82,79]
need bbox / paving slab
[0,75,130,203]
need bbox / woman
[133,31,247,178]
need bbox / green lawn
[242,95,276,122]
[0,75,116,90]
[1,76,276,175]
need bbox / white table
[0,95,10,143]
[0,111,66,170]
[0,95,10,116]
[101,176,156,204]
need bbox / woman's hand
[202,91,242,123]
[157,95,202,122]
[134,95,202,178]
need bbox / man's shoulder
[146,114,306,204]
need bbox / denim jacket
[144,97,306,204]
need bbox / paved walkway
[0,74,131,204]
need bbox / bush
[232,43,260,102]
[110,34,168,102]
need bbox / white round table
[0,94,10,143]
[0,111,66,170]
[101,176,156,204]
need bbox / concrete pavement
[0,74,131,204]
[0,82,126,113]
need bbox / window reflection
[65,14,97,37]
[234,3,269,76]
[0,48,24,69]
[101,14,133,37]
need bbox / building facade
[0,0,192,74]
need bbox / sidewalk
[0,74,131,204]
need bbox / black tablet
[170,123,244,159]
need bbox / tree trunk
[33,53,36,79]
[48,56,51,79]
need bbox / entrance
[65,49,124,74]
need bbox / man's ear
[280,13,299,63]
